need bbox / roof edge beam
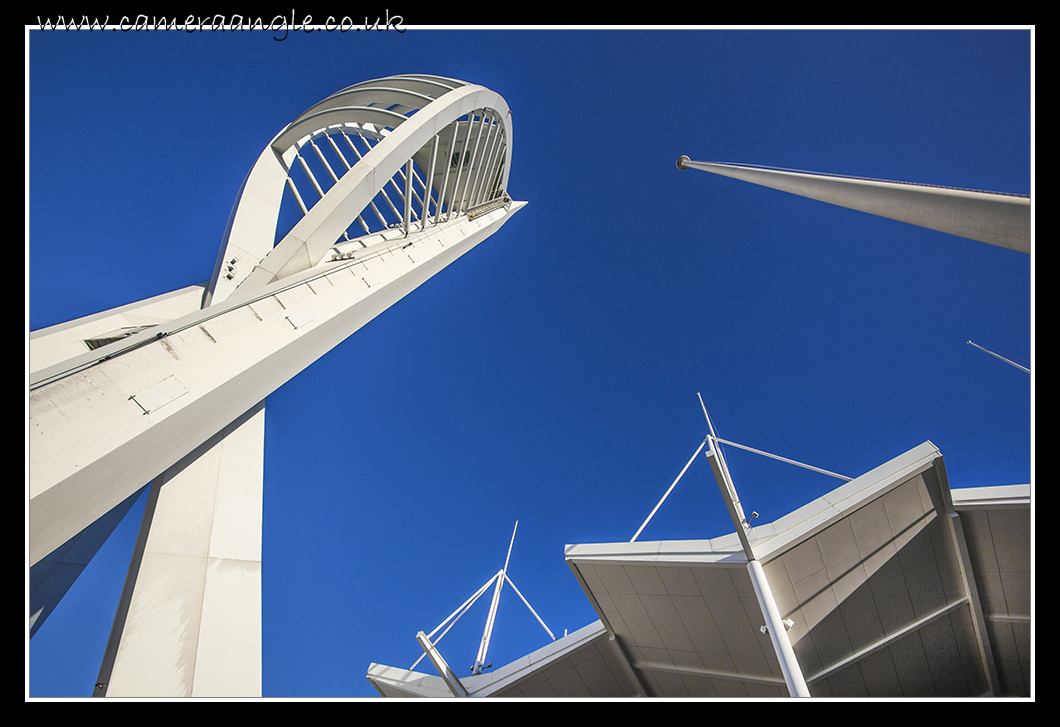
[935,456,1003,695]
[608,633,651,697]
[944,509,1003,695]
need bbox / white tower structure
[29,75,525,697]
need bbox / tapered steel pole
[473,521,519,675]
[698,394,810,697]
[747,560,810,697]
[677,156,1029,253]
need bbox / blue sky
[28,27,1031,698]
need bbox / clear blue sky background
[28,27,1031,698]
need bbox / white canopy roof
[368,442,1030,697]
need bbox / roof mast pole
[697,394,810,697]
[967,340,1031,373]
[473,521,519,675]
[675,156,1030,254]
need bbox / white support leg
[94,401,265,697]
[416,631,468,698]
[747,559,810,698]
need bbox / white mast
[473,521,519,675]
[967,340,1031,373]
[676,157,1030,254]
[412,520,556,695]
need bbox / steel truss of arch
[29,75,525,697]
[207,74,516,306]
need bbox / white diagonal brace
[416,631,468,698]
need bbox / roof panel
[370,442,1030,697]
[561,443,1031,697]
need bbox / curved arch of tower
[29,75,525,697]
[207,74,516,306]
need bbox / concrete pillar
[95,401,265,697]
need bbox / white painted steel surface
[676,157,1030,253]
[370,621,641,698]
[30,75,524,698]
[30,76,521,568]
[29,208,522,568]
[559,442,1030,697]
[416,631,469,697]
[747,559,810,697]
[95,403,265,697]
